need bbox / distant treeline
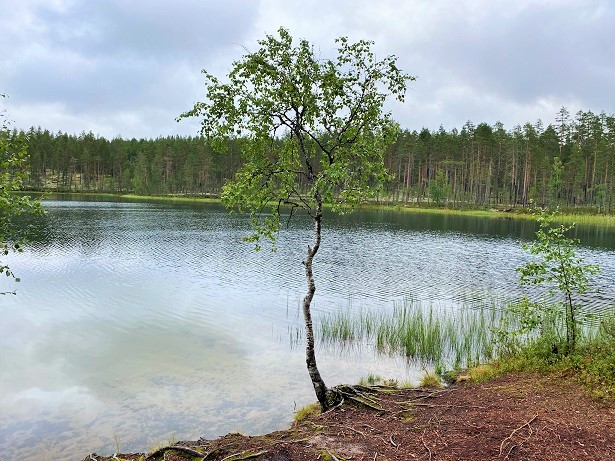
[19,107,615,211]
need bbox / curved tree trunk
[302,196,334,410]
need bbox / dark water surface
[1,198,613,460]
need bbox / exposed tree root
[146,445,204,460]
[329,384,385,412]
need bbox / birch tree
[180,28,413,410]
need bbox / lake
[1,198,613,460]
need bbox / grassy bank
[26,191,220,204]
[21,190,615,226]
[371,202,615,227]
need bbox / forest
[19,107,615,211]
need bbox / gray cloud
[1,0,614,138]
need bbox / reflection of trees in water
[9,211,52,246]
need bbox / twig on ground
[421,430,432,461]
[389,435,398,447]
[504,444,517,460]
[395,402,485,416]
[401,390,449,402]
[331,424,367,438]
[306,421,327,430]
[499,414,538,457]
[220,449,268,461]
[324,449,343,461]
[424,402,485,409]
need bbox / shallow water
[1,199,613,460]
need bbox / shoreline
[83,371,615,461]
[22,190,615,227]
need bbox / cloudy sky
[1,0,613,139]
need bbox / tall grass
[319,299,502,369]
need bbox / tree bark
[302,195,333,410]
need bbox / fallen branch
[306,420,327,430]
[504,444,517,460]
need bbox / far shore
[23,190,615,227]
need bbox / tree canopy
[181,27,413,245]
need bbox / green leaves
[1,95,43,292]
[516,207,600,351]
[518,208,599,296]
[180,28,413,244]
[428,170,451,206]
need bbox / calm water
[1,199,613,460]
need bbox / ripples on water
[0,199,613,460]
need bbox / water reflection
[1,199,613,460]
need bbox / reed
[319,299,502,369]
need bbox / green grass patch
[419,371,443,388]
[293,403,320,424]
[357,373,382,386]
[35,191,221,204]
[360,202,615,227]
[551,212,615,227]
[119,193,219,203]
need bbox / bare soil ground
[85,372,614,461]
